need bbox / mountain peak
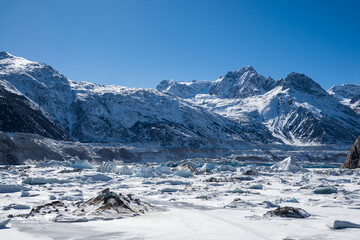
[282,72,327,96]
[0,51,13,60]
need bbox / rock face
[341,136,360,169]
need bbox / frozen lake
[0,158,360,239]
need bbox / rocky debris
[205,177,234,182]
[8,201,67,219]
[9,188,152,222]
[265,206,310,218]
[243,169,258,176]
[313,186,338,194]
[328,220,360,229]
[342,136,360,169]
[270,156,307,172]
[226,198,257,208]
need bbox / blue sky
[0,0,359,89]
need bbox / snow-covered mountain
[328,84,360,113]
[1,52,359,148]
[0,78,70,140]
[0,52,277,146]
[157,67,360,145]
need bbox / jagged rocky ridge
[158,66,360,145]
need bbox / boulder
[342,136,360,169]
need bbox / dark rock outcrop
[341,136,360,169]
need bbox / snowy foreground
[1,158,360,239]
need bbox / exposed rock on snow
[265,206,310,218]
[328,220,360,229]
[70,188,152,221]
[270,156,307,172]
[342,136,360,169]
[9,188,152,222]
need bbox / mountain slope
[0,52,277,146]
[157,67,360,145]
[328,84,360,113]
[0,78,70,140]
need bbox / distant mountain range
[0,51,359,146]
[0,51,358,163]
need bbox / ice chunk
[200,163,216,172]
[249,184,263,189]
[313,186,337,194]
[22,177,66,185]
[160,188,180,193]
[3,204,30,210]
[156,180,190,185]
[215,165,236,172]
[174,169,194,178]
[135,166,156,178]
[118,165,133,175]
[97,162,121,174]
[0,184,30,193]
[328,220,360,229]
[20,190,30,197]
[263,201,280,208]
[154,165,172,175]
[36,160,71,168]
[71,156,93,169]
[270,156,307,172]
[227,189,245,194]
[0,219,10,228]
[82,174,113,182]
